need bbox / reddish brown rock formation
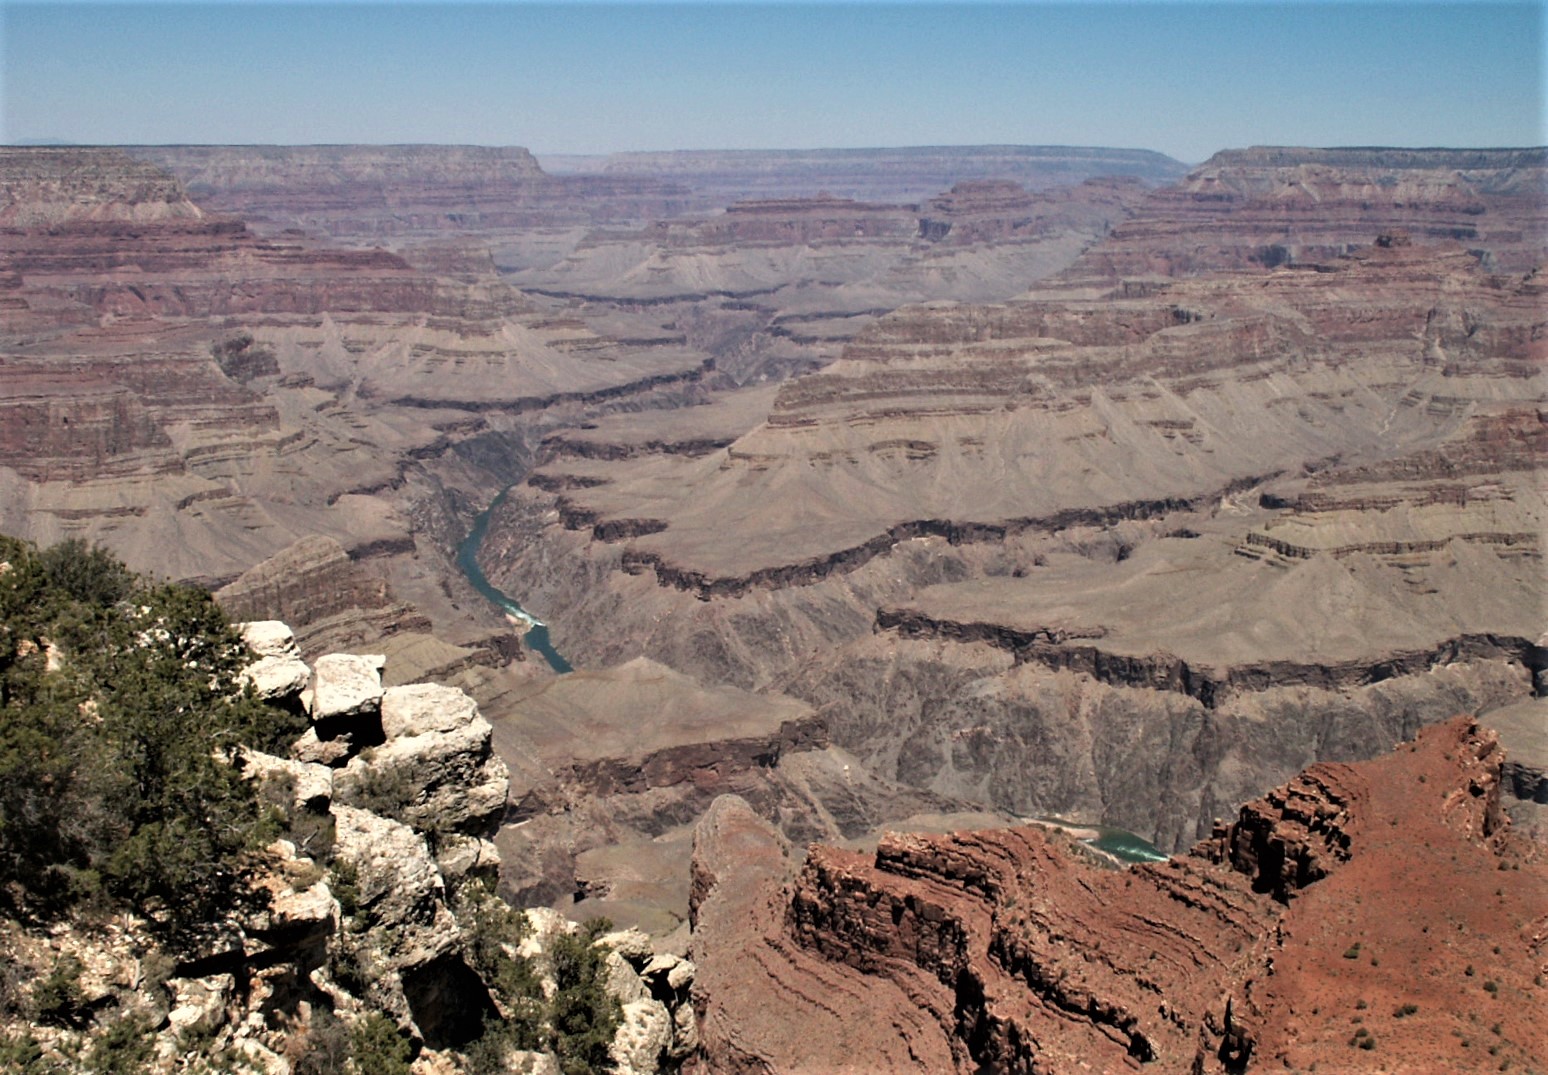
[690,717,1548,1073]
[1072,145,1548,279]
[131,143,697,234]
[0,147,204,226]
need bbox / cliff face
[689,717,1548,1073]
[1073,145,1548,277]
[578,144,1189,204]
[485,225,1543,850]
[0,144,718,663]
[0,147,205,226]
[491,655,986,931]
[132,144,698,234]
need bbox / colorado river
[1030,816,1170,866]
[456,487,573,674]
[1086,825,1170,865]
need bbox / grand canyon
[0,140,1543,1073]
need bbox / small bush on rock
[348,1013,413,1075]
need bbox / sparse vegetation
[548,919,623,1075]
[28,956,87,1029]
[83,1013,154,1075]
[347,1012,413,1075]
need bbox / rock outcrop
[689,717,1548,1073]
[0,618,698,1074]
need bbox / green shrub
[549,919,622,1075]
[0,536,273,931]
[348,1013,412,1075]
[29,956,87,1029]
[85,1013,154,1075]
[0,1030,47,1074]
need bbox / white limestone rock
[610,996,673,1075]
[290,726,353,767]
[601,949,649,1005]
[267,881,339,937]
[337,720,509,834]
[238,621,311,701]
[167,972,233,1040]
[642,951,695,994]
[229,1039,288,1075]
[331,804,458,971]
[434,833,502,884]
[311,653,385,722]
[598,927,654,965]
[380,682,481,738]
[506,1052,563,1075]
[240,748,333,812]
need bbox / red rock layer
[1071,146,1548,278]
[690,717,1548,1073]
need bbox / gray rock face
[332,804,455,967]
[380,682,481,738]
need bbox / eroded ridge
[688,717,1548,1074]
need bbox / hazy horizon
[3,2,1543,165]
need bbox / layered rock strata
[554,145,1188,204]
[484,222,1543,850]
[491,656,990,933]
[0,144,720,684]
[130,143,698,235]
[1071,145,1548,278]
[689,717,1547,1073]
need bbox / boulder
[238,620,311,702]
[380,682,481,739]
[331,805,458,971]
[290,726,353,767]
[311,653,385,723]
[165,973,234,1041]
[610,997,672,1075]
[337,720,509,835]
[433,833,501,885]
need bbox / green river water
[456,487,572,674]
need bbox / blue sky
[2,2,1542,162]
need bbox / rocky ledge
[1,620,696,1075]
[688,716,1547,1073]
